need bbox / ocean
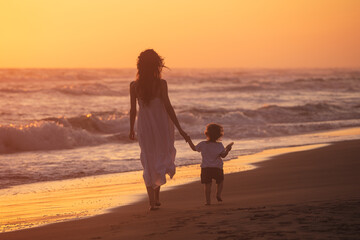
[1,68,360,190]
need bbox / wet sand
[1,140,360,240]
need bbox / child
[187,123,233,205]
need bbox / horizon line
[0,66,360,70]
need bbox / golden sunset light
[0,0,359,68]
[1,1,360,239]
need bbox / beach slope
[1,140,360,240]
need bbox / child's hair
[205,123,224,141]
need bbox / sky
[0,0,359,68]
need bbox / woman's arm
[160,80,189,141]
[129,81,137,140]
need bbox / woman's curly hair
[205,123,224,141]
[136,49,165,104]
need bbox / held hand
[129,130,136,140]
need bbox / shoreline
[1,139,360,239]
[1,126,359,191]
[0,143,328,233]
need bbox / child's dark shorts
[201,167,224,184]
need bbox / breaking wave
[0,121,107,154]
[1,102,360,154]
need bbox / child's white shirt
[195,141,225,168]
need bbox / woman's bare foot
[216,196,223,202]
[155,202,161,206]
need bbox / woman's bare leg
[154,186,161,206]
[205,183,212,205]
[146,187,155,209]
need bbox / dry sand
[1,140,360,240]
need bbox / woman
[129,49,189,210]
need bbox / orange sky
[0,0,359,68]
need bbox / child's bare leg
[216,181,223,202]
[205,183,212,205]
[146,187,156,209]
[154,186,161,206]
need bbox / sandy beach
[2,0,360,239]
[1,139,360,240]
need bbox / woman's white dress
[137,97,176,188]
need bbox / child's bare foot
[216,196,222,202]
[155,202,161,206]
[205,202,211,206]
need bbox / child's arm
[187,138,197,151]
[220,142,234,158]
